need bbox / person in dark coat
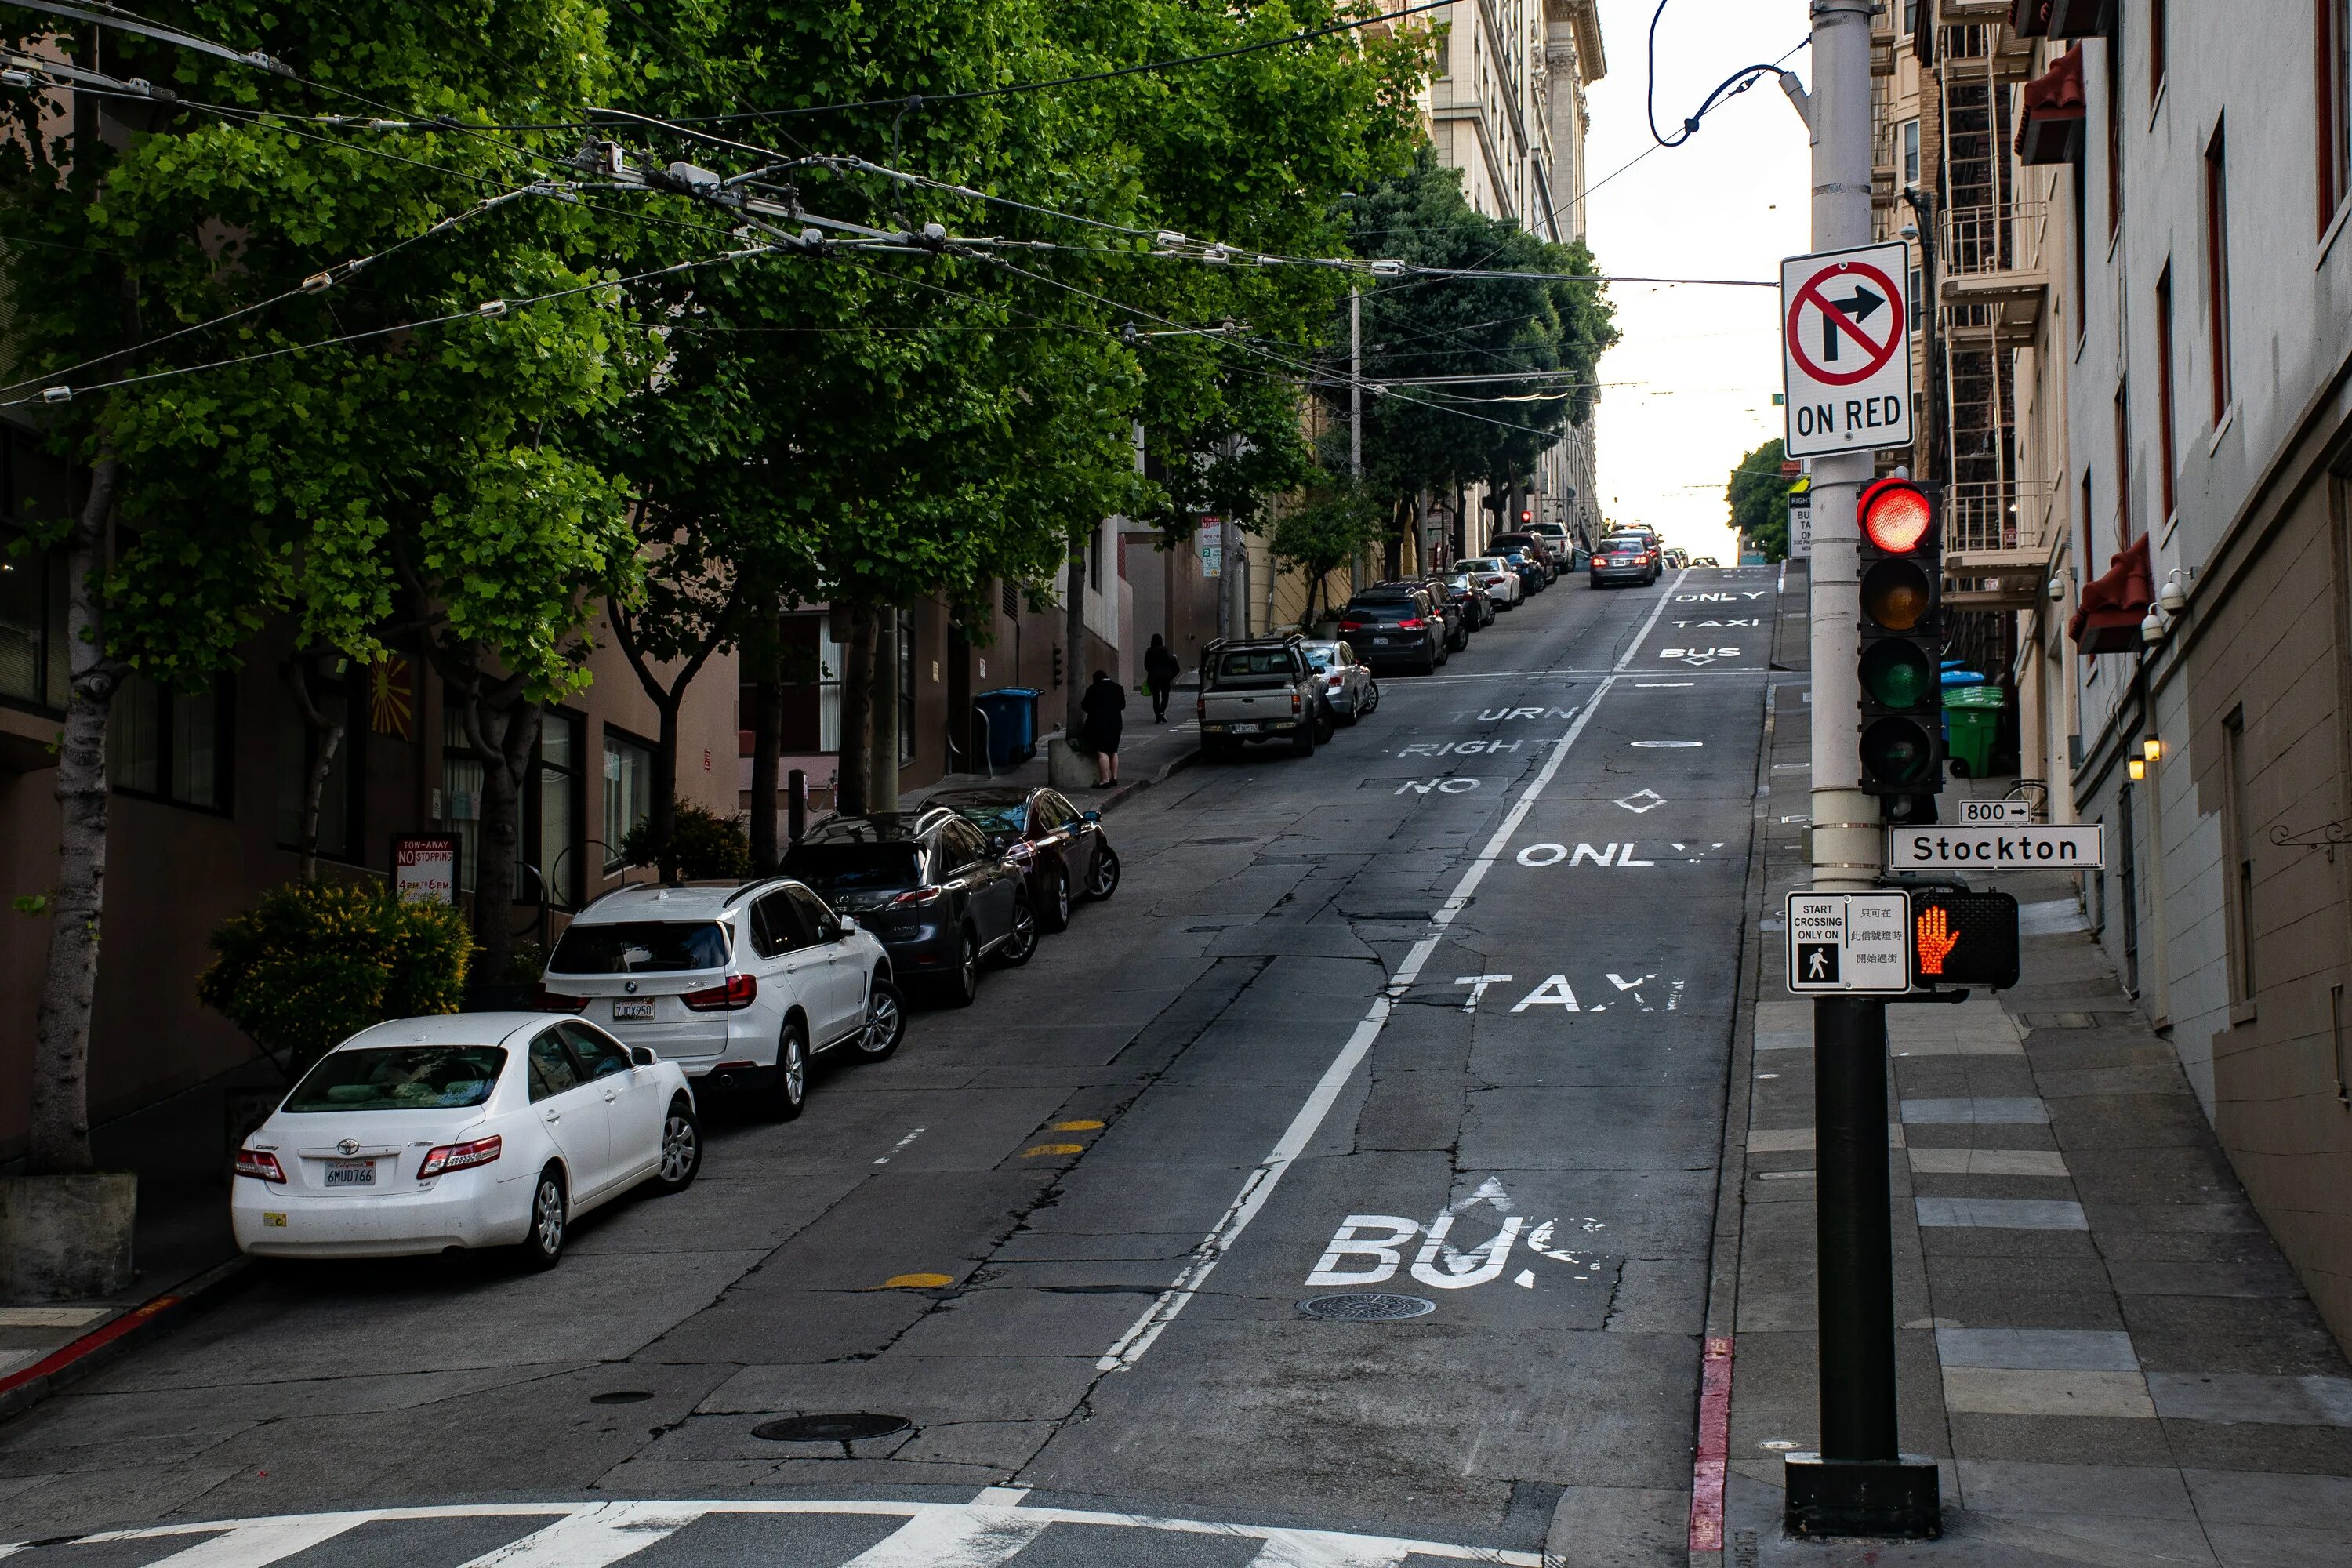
[1080,670,1126,787]
[1143,634,1181,724]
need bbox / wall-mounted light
[2143,738,2164,764]
[2128,757,2147,782]
[2048,577,2066,601]
[2157,570,2187,615]
[2141,608,2169,646]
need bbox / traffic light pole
[1791,0,1941,1539]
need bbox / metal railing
[1940,201,2049,279]
[1945,479,2053,555]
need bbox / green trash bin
[1943,684,2005,779]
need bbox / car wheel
[998,893,1040,967]
[855,978,906,1062]
[1086,843,1121,899]
[520,1166,566,1270]
[1041,867,1073,931]
[767,1021,809,1121]
[944,927,981,1006]
[1362,680,1381,716]
[1316,700,1337,742]
[655,1096,701,1193]
[1338,692,1360,727]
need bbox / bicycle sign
[1781,241,1914,458]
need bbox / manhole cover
[589,1390,653,1405]
[1297,1292,1436,1322]
[752,1412,911,1443]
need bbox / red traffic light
[1858,478,1932,554]
[1519,509,1532,522]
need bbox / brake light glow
[682,973,758,1011]
[891,886,946,909]
[1290,691,1302,713]
[1338,619,1367,633]
[1395,617,1423,630]
[533,984,587,1014]
[417,1134,503,1180]
[233,1149,285,1183]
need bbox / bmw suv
[782,808,1037,1006]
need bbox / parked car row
[234,789,1123,1268]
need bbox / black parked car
[929,786,1120,932]
[1443,570,1496,630]
[1338,586,1449,673]
[1502,549,1546,596]
[1376,577,1467,651]
[1489,531,1560,583]
[781,808,1037,1006]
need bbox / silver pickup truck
[1196,637,1335,760]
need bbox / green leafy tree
[1729,438,1793,561]
[1266,480,1385,624]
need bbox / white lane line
[136,1515,375,1566]
[839,1507,1054,1566]
[1095,573,1687,1374]
[459,1502,704,1566]
[874,1126,928,1165]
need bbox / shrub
[198,881,474,1076]
[619,798,751,880]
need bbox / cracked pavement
[0,567,1780,1563]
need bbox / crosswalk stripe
[122,1515,375,1566]
[836,1505,1054,1566]
[456,1501,705,1566]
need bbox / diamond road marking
[1614,789,1668,813]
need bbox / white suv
[538,879,904,1121]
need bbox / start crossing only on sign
[1786,891,1911,995]
[1781,241,1914,459]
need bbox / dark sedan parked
[781,808,1037,1006]
[929,786,1120,932]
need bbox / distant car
[1338,587,1449,673]
[541,878,905,1120]
[1488,532,1560,583]
[232,1013,699,1269]
[1443,571,1496,630]
[1590,530,1662,588]
[1302,639,1381,722]
[1502,549,1547,595]
[1374,577,1466,650]
[1460,556,1523,609]
[929,785,1119,931]
[783,809,1037,1007]
[1664,548,1690,570]
[1697,555,1722,568]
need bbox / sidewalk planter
[0,1172,136,1302]
[1046,735,1094,793]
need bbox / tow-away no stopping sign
[1781,242,1913,459]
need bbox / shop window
[0,533,68,713]
[111,673,231,811]
[603,729,654,869]
[442,700,581,906]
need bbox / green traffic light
[1861,717,1934,784]
[1861,640,1932,709]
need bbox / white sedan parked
[1460,557,1524,608]
[232,1013,699,1269]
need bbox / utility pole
[1789,0,1941,1540]
[1349,285,1367,596]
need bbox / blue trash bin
[971,687,1042,771]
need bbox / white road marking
[8,1503,1548,1568]
[459,1502,706,1566]
[839,1507,1054,1566]
[133,1515,376,1566]
[1633,681,1693,688]
[1098,573,1689,1374]
[874,1127,928,1166]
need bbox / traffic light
[1856,478,1944,822]
[1909,888,2020,989]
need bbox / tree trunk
[285,659,345,884]
[650,700,681,880]
[1064,532,1087,741]
[835,605,873,815]
[869,608,899,811]
[748,611,782,874]
[459,684,540,982]
[27,457,122,1175]
[606,591,737,879]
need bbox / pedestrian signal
[1907,888,2019,989]
[1857,479,1944,823]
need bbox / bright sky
[1581,0,1812,562]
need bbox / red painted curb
[1689,1334,1734,1552]
[0,1257,253,1422]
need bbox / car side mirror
[1081,809,1101,824]
[835,916,858,937]
[629,1046,658,1068]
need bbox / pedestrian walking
[1080,669,1126,788]
[1143,634,1181,724]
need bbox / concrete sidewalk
[910,690,1203,815]
[1717,700,2352,1561]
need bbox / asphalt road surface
[0,564,1784,1566]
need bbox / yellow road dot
[1052,1120,1105,1131]
[1022,1143,1086,1157]
[881,1273,953,1290]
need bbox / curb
[0,1254,256,1425]
[1096,746,1198,816]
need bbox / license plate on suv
[324,1160,375,1188]
[613,999,654,1021]
[1372,636,1391,644]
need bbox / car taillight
[891,886,946,909]
[533,984,587,1013]
[1338,619,1366,633]
[233,1149,285,1183]
[1327,673,1342,686]
[1396,617,1423,630]
[417,1134,502,1181]
[682,973,758,1011]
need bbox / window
[276,661,362,861]
[785,884,838,941]
[0,534,67,713]
[1901,0,1918,38]
[2106,14,2125,233]
[539,711,580,909]
[443,702,580,903]
[751,890,812,957]
[2113,384,2133,545]
[1908,263,1925,337]
[558,1022,633,1080]
[2082,470,2097,572]
[2151,0,2167,100]
[2154,267,2178,523]
[548,919,729,974]
[937,818,988,874]
[111,673,230,810]
[1900,119,1920,187]
[602,730,655,869]
[2324,0,2352,227]
[284,1045,506,1113]
[2206,123,2234,421]
[526,1030,583,1102]
[2223,706,2257,1005]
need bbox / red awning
[2010,0,2052,36]
[2067,534,2154,655]
[2015,46,2086,165]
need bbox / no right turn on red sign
[1781,242,1914,459]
